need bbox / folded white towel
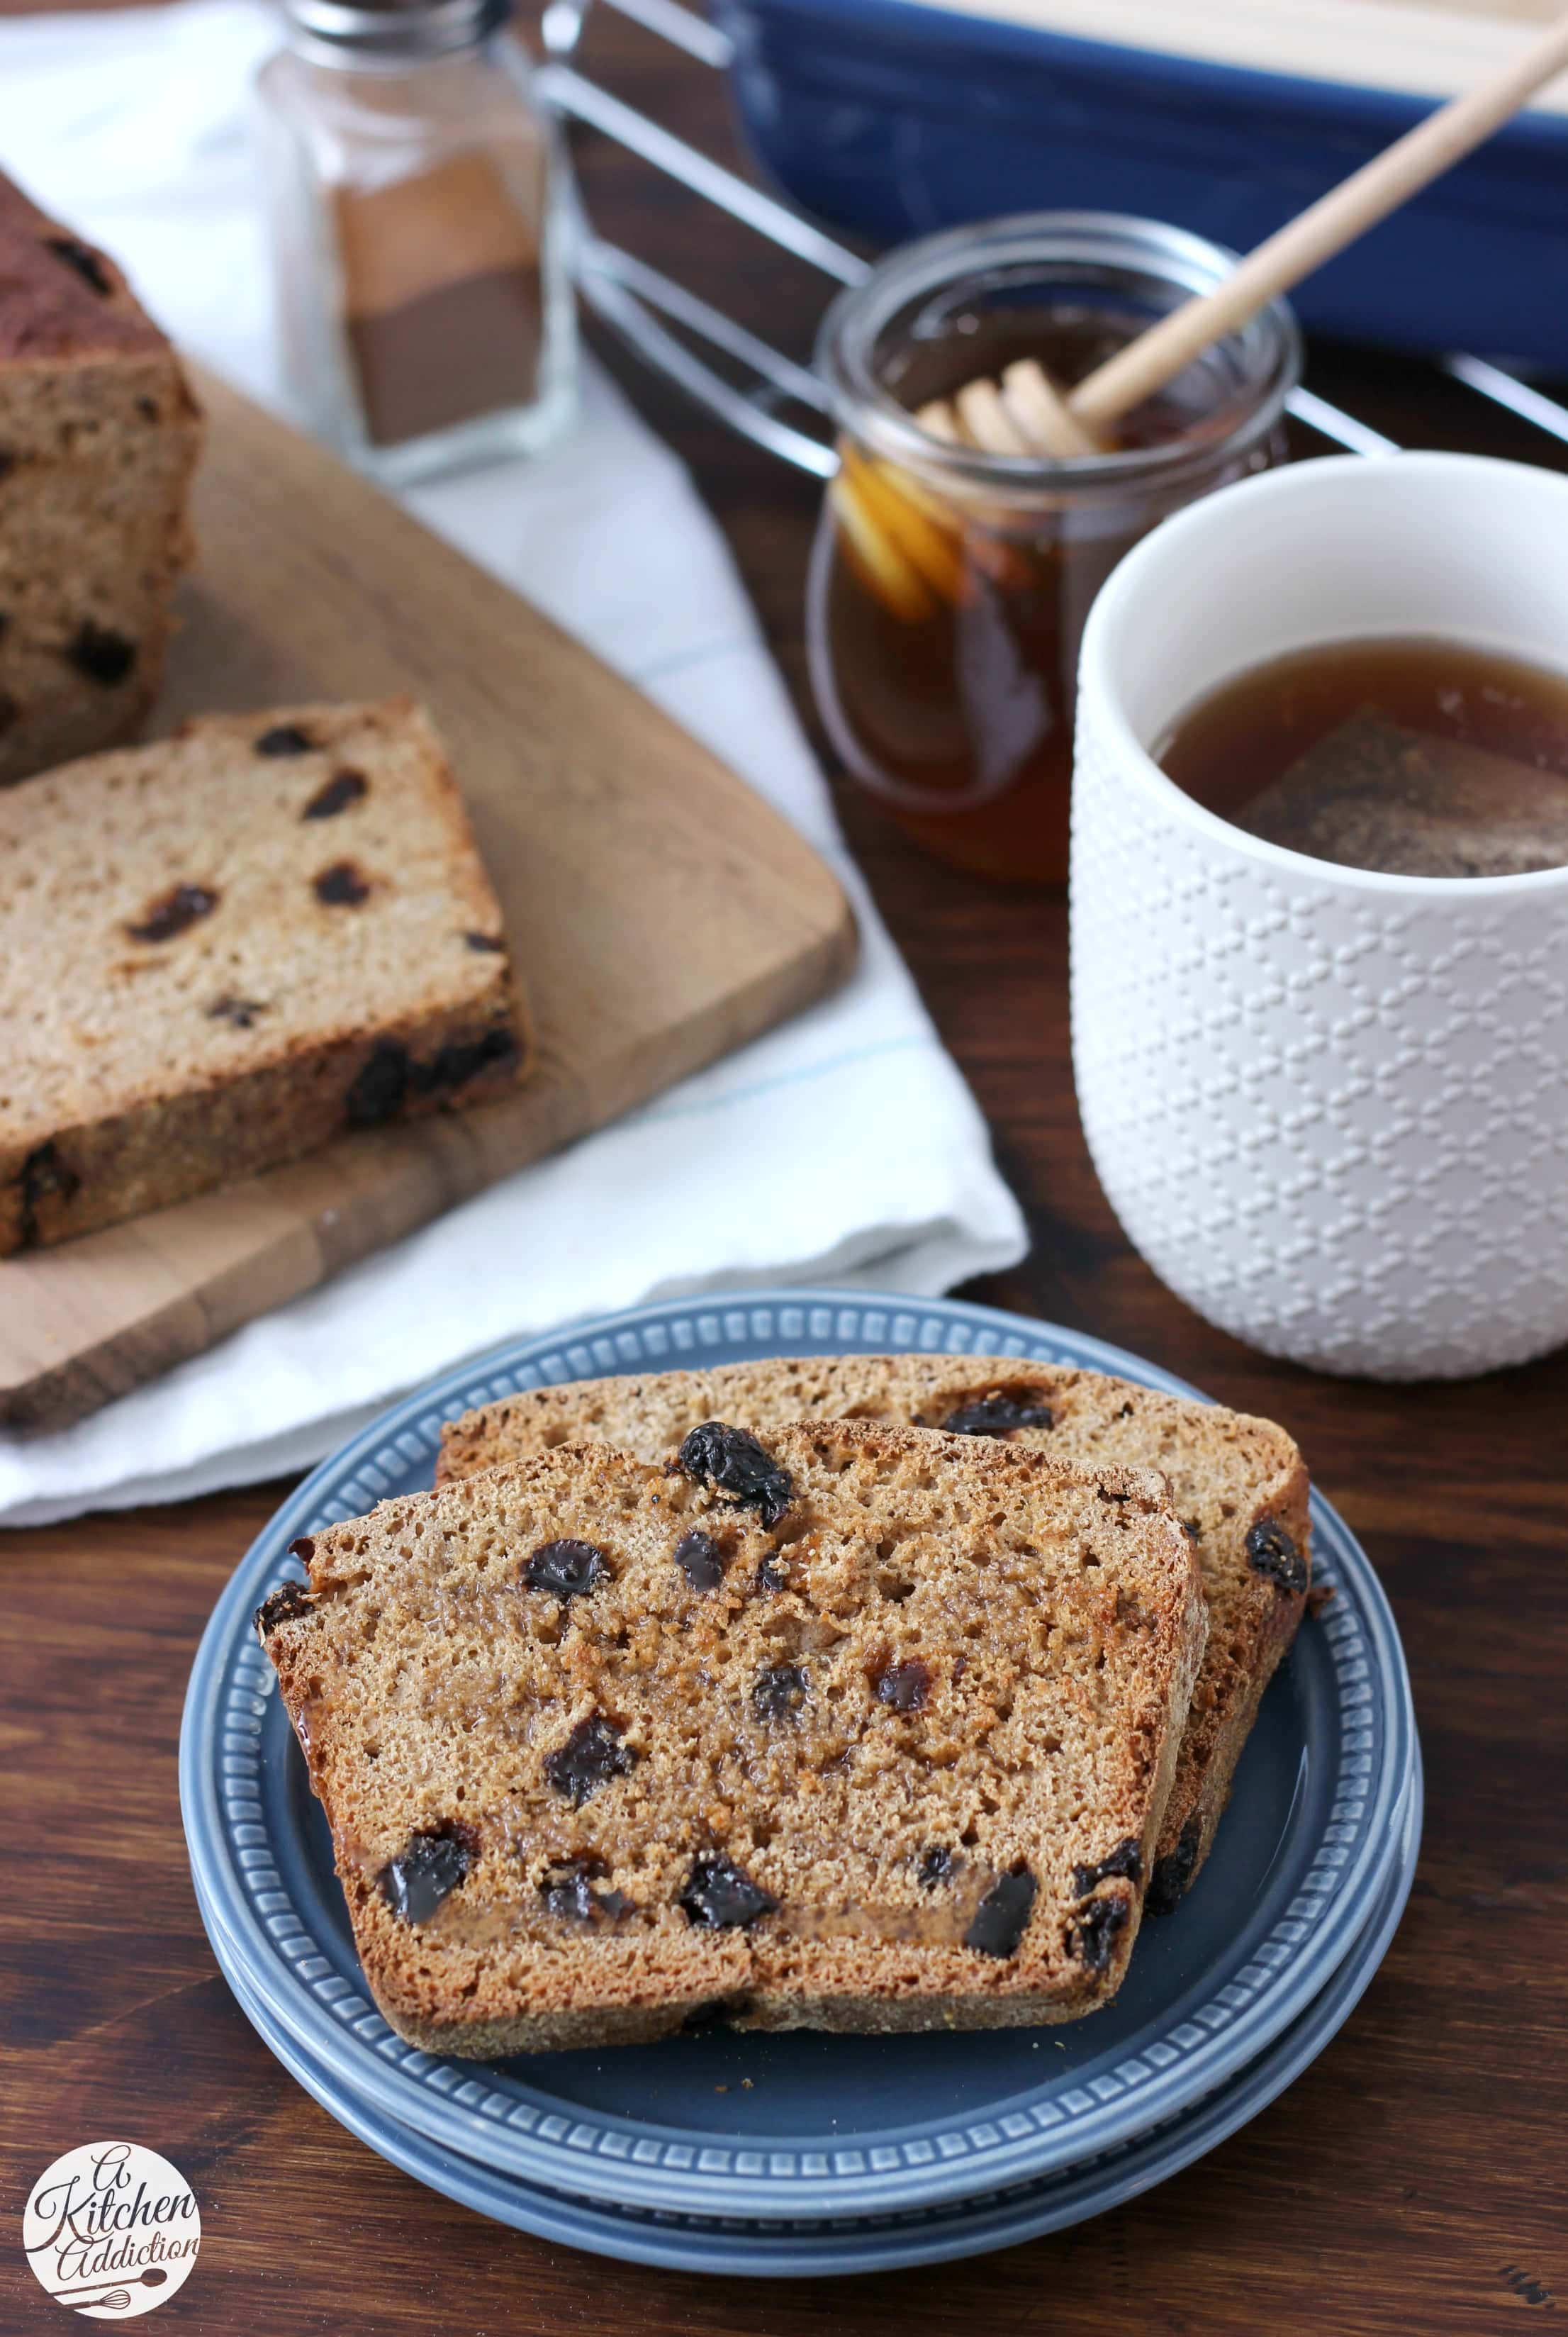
[0,1,1026,1524]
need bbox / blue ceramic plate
[194,1758,1420,2275]
[181,1290,1418,2222]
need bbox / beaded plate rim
[181,1287,1418,2220]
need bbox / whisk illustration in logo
[23,2143,201,2319]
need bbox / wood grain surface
[0,369,854,1432]
[4,9,1567,2333]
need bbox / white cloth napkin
[0,1,1026,1526]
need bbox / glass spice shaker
[810,215,1301,886]
[254,0,574,484]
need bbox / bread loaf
[259,1419,1207,2053]
[0,698,531,1253]
[438,1354,1311,1911]
[0,174,201,783]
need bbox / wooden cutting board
[0,370,855,1433]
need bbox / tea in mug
[1157,637,1568,878]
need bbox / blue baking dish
[712,0,1568,370]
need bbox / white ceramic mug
[1072,452,1568,1380]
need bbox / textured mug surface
[1072,453,1568,1379]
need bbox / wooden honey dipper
[916,8,1568,459]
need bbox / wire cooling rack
[535,0,1568,472]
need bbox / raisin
[349,1031,516,1125]
[1072,1892,1131,1973]
[254,724,314,757]
[17,1140,79,1247]
[303,768,369,820]
[421,1027,520,1090]
[0,691,15,738]
[524,1537,607,1600]
[1146,1816,1203,1916]
[314,859,370,907]
[378,1823,474,1925]
[673,1421,793,1527]
[208,995,267,1029]
[917,1845,955,1889]
[289,1536,315,1563]
[346,1041,410,1127]
[1072,1838,1143,1897]
[540,1863,596,1923]
[756,1554,787,1595]
[752,1662,808,1723]
[253,1579,313,1640]
[673,1529,725,1592]
[464,930,505,952]
[543,1714,634,1807]
[67,622,135,685]
[539,1856,630,1924]
[126,882,218,944]
[1245,1516,1308,1596]
[963,1865,1037,1958]
[679,1853,777,1931]
[0,457,13,486]
[943,1389,1053,1438]
[875,1657,931,1712]
[46,235,112,295]
[681,1992,756,2031]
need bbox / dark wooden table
[5,11,1567,2331]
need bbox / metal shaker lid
[281,0,512,62]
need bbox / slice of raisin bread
[0,173,201,784]
[437,1355,1310,1912]
[0,699,530,1253]
[258,1420,1207,2054]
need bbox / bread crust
[437,1355,1311,1907]
[261,1424,1207,2056]
[0,699,531,1251]
[1146,1449,1311,1912]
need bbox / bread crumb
[434,1350,1312,1922]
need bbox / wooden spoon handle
[1070,10,1568,431]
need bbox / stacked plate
[181,1290,1420,2275]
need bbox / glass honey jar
[809,214,1301,886]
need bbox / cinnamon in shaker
[334,150,544,447]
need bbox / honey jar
[809,215,1301,885]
